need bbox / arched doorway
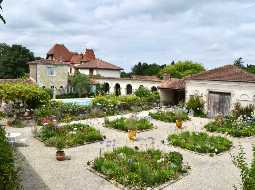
[103,83,110,94]
[151,86,157,92]
[126,84,132,95]
[115,83,121,96]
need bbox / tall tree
[69,72,91,97]
[131,62,165,76]
[234,57,244,68]
[160,60,205,79]
[0,44,35,79]
[0,0,6,24]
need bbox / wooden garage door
[208,91,231,118]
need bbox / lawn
[37,123,103,147]
[168,131,232,154]
[90,147,188,189]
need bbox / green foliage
[55,93,79,99]
[149,111,189,123]
[232,146,255,190]
[134,86,152,97]
[0,127,19,190]
[234,57,245,68]
[204,118,255,137]
[131,62,166,76]
[69,72,91,97]
[245,64,255,74]
[231,103,255,119]
[92,147,186,189]
[105,118,153,132]
[168,131,232,154]
[0,82,50,110]
[34,101,90,123]
[38,123,103,148]
[0,43,35,78]
[186,96,206,117]
[160,60,205,79]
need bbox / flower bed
[90,147,188,189]
[35,94,159,124]
[0,127,19,190]
[149,110,189,123]
[104,118,154,132]
[168,131,232,154]
[37,123,103,147]
[204,116,255,137]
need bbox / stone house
[159,65,255,117]
[28,44,161,95]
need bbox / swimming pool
[55,98,93,106]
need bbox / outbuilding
[160,65,255,117]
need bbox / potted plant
[55,137,65,161]
[175,110,183,129]
[126,119,137,141]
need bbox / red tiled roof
[82,49,96,61]
[47,44,73,62]
[159,79,185,89]
[70,53,82,64]
[28,59,70,65]
[75,59,123,70]
[187,65,255,82]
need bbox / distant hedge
[0,127,19,189]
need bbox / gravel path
[6,110,255,190]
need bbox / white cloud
[0,0,255,71]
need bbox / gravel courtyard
[6,110,255,190]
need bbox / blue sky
[1,0,255,71]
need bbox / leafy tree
[69,72,91,97]
[0,0,5,24]
[160,60,205,79]
[120,71,131,78]
[234,57,245,68]
[134,86,152,97]
[132,62,165,76]
[0,43,35,78]
[245,64,255,74]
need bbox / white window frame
[47,66,56,76]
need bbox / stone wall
[186,80,255,111]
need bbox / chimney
[163,74,171,80]
[83,49,96,61]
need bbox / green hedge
[0,127,19,190]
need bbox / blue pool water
[56,98,93,106]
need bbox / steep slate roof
[187,65,255,82]
[28,59,70,65]
[47,44,73,62]
[159,79,185,89]
[75,59,123,70]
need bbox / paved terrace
[6,110,255,190]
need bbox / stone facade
[185,80,255,112]
[29,63,70,93]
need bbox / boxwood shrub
[168,131,232,154]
